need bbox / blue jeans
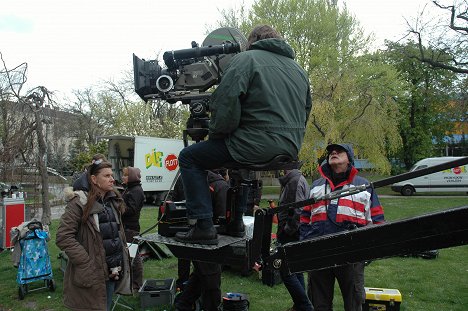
[179,139,237,220]
[106,280,116,311]
[281,272,313,311]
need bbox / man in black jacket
[277,169,313,311]
[175,169,230,311]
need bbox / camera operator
[175,24,312,245]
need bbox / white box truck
[391,157,468,196]
[103,135,185,204]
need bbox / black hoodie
[122,167,145,233]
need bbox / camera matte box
[363,287,402,311]
[139,278,175,309]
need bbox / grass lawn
[0,197,467,310]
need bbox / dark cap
[326,143,355,165]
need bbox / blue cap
[326,143,355,165]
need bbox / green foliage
[92,91,187,139]
[0,197,467,310]
[69,141,108,172]
[384,41,460,168]
[216,0,404,175]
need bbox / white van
[391,157,468,196]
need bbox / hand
[109,266,122,280]
[253,262,263,272]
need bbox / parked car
[0,182,24,196]
[0,182,9,196]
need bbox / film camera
[133,27,247,142]
[132,28,250,236]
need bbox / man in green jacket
[175,25,312,245]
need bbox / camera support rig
[136,156,468,275]
[132,27,468,278]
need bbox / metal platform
[136,233,247,250]
[135,232,257,267]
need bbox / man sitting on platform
[175,24,312,245]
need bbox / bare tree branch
[405,0,468,74]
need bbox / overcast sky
[1,0,432,100]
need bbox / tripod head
[183,94,211,143]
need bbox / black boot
[227,219,245,237]
[174,224,218,245]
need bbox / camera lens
[156,75,174,93]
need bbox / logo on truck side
[145,149,179,171]
[145,149,164,169]
[165,154,178,171]
[442,166,466,175]
[146,175,163,183]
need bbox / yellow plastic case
[363,287,402,311]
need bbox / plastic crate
[363,287,402,311]
[139,278,175,309]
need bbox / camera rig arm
[266,205,468,274]
[269,156,468,216]
[262,156,468,274]
[135,157,468,278]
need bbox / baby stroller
[15,220,55,299]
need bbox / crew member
[300,143,385,311]
[175,169,230,311]
[121,166,145,290]
[277,168,313,311]
[175,25,312,245]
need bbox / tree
[385,41,459,168]
[0,52,55,224]
[0,55,34,181]
[26,88,54,225]
[67,74,188,140]
[70,141,108,174]
[101,73,188,138]
[216,0,403,174]
[406,0,467,74]
[65,73,189,172]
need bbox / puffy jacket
[56,189,131,311]
[122,167,145,233]
[98,200,124,269]
[209,38,312,164]
[299,164,385,241]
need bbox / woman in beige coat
[56,160,131,311]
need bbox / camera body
[133,27,247,104]
[133,27,247,143]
